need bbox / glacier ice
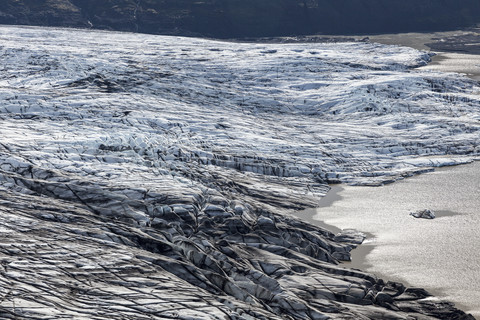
[0,25,478,319]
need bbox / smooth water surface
[419,52,480,81]
[314,161,480,317]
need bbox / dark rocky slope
[0,0,480,38]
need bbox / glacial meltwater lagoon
[312,161,480,317]
[419,52,480,82]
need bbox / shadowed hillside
[0,0,479,38]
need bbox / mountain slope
[0,0,479,38]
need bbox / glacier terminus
[0,25,478,319]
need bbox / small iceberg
[410,209,436,219]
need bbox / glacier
[0,25,478,319]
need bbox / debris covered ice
[0,25,478,319]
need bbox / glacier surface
[0,25,478,319]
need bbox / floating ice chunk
[410,209,436,219]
